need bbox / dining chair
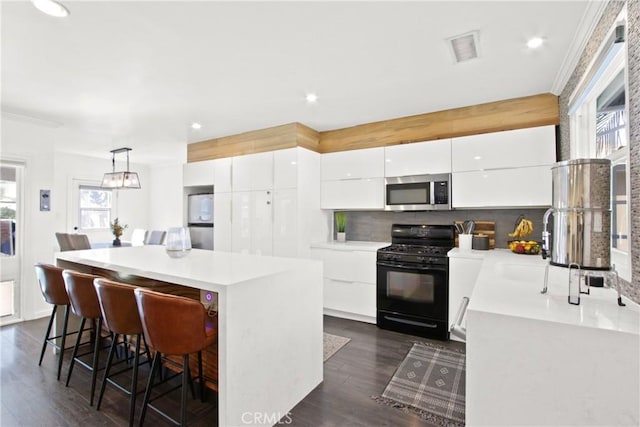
[55,232,74,251]
[69,234,91,250]
[144,230,166,245]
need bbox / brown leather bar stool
[62,270,108,406]
[134,288,217,426]
[94,278,151,427]
[34,263,77,380]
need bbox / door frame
[0,158,26,326]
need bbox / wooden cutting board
[454,221,495,249]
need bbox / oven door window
[386,183,430,205]
[387,270,434,303]
[377,264,448,319]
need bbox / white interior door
[0,162,23,324]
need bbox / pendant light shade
[101,148,141,189]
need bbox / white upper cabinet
[232,152,274,192]
[213,157,232,193]
[384,139,451,177]
[321,178,384,210]
[273,148,298,190]
[321,147,384,180]
[183,159,215,187]
[452,125,556,172]
[320,147,385,209]
[452,165,552,208]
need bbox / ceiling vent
[447,31,480,63]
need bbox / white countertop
[467,249,640,335]
[447,247,490,260]
[310,241,389,251]
[56,246,320,291]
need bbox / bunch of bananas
[508,216,534,239]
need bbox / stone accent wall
[558,0,639,303]
[628,0,640,301]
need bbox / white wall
[1,119,58,319]
[147,162,184,231]
[53,152,150,242]
[0,117,157,321]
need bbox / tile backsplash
[339,208,548,248]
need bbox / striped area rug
[375,343,466,426]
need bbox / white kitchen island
[464,249,639,426]
[56,246,323,427]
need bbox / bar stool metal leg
[139,351,162,426]
[181,355,189,426]
[65,317,87,387]
[38,305,57,366]
[57,304,70,381]
[96,332,120,411]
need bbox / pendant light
[101,147,141,189]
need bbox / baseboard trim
[323,308,376,324]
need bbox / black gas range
[376,224,455,340]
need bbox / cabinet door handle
[331,278,356,284]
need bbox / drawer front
[323,278,376,317]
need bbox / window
[79,185,112,230]
[568,8,630,280]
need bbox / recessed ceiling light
[306,93,318,103]
[32,0,69,17]
[527,37,544,49]
[191,122,202,130]
[474,155,482,160]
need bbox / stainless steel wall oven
[377,224,454,340]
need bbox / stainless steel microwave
[384,173,451,211]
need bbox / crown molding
[550,0,610,95]
[1,109,63,128]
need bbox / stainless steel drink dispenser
[546,158,611,268]
[541,158,625,306]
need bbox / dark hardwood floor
[0,315,464,426]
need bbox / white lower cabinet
[448,252,484,342]
[452,165,552,208]
[310,243,386,323]
[320,178,384,210]
[323,279,376,320]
